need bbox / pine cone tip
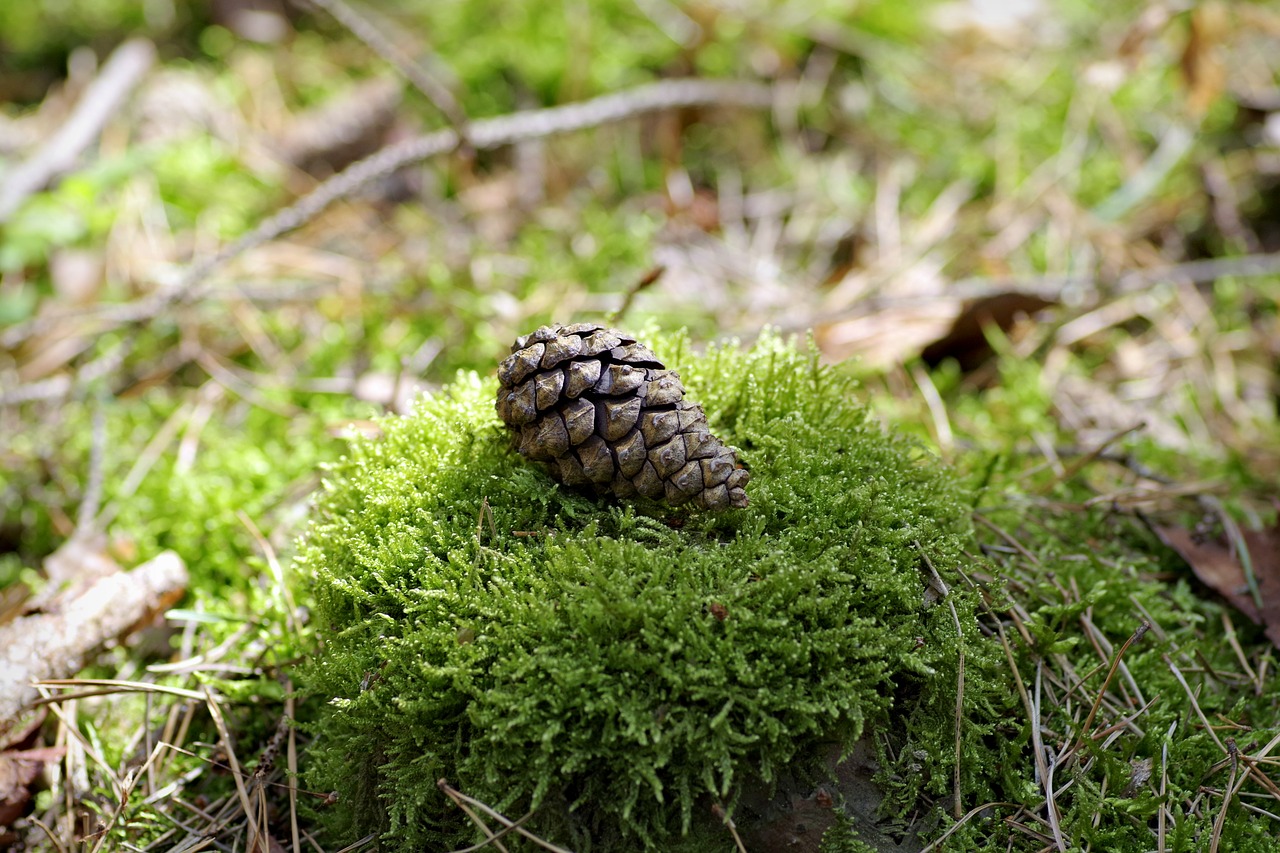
[496,323,748,510]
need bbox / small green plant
[298,332,992,850]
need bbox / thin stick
[1164,654,1233,763]
[76,402,108,533]
[446,812,536,853]
[972,512,1042,566]
[710,802,747,853]
[607,265,667,326]
[1034,422,1145,495]
[948,603,965,818]
[918,544,965,818]
[238,511,299,635]
[0,39,156,221]
[911,363,954,454]
[300,0,469,134]
[1087,694,1158,743]
[286,685,301,853]
[0,78,772,350]
[439,781,508,853]
[1066,622,1149,757]
[34,679,206,701]
[1209,740,1240,853]
[27,815,70,853]
[953,567,1039,759]
[41,690,124,802]
[184,79,769,291]
[918,802,1021,853]
[1219,612,1261,695]
[1033,663,1068,852]
[88,740,167,853]
[1159,720,1175,852]
[438,779,574,853]
[202,686,257,848]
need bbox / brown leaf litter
[1157,510,1280,648]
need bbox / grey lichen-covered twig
[177,78,772,297]
[0,39,156,223]
[0,78,773,351]
[0,550,188,735]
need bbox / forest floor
[2,0,1280,850]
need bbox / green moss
[821,812,888,853]
[949,498,1280,852]
[298,332,989,850]
[0,364,371,667]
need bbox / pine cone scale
[535,372,564,410]
[634,461,664,498]
[639,410,679,444]
[672,460,703,493]
[650,437,686,479]
[497,343,544,386]
[496,323,749,510]
[497,379,537,426]
[541,335,583,368]
[596,363,645,396]
[562,399,596,445]
[566,360,602,397]
[614,430,647,477]
[702,455,733,485]
[600,397,642,441]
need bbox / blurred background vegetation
[2,0,1280,849]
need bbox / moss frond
[298,332,983,850]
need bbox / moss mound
[298,333,988,850]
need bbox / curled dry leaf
[920,292,1058,370]
[816,301,961,369]
[816,291,1057,370]
[0,710,63,829]
[1181,1,1229,117]
[1156,516,1280,649]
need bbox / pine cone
[496,323,749,510]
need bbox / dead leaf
[920,292,1058,370]
[1157,517,1280,648]
[1118,3,1176,65]
[1181,2,1229,117]
[49,248,104,305]
[0,710,62,828]
[815,302,960,368]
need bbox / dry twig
[0,78,773,351]
[299,0,469,135]
[0,39,156,222]
[1065,622,1150,759]
[918,543,966,819]
[0,551,188,733]
[438,779,573,853]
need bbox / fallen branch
[175,78,771,295]
[0,39,156,222]
[0,78,773,350]
[0,550,187,734]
